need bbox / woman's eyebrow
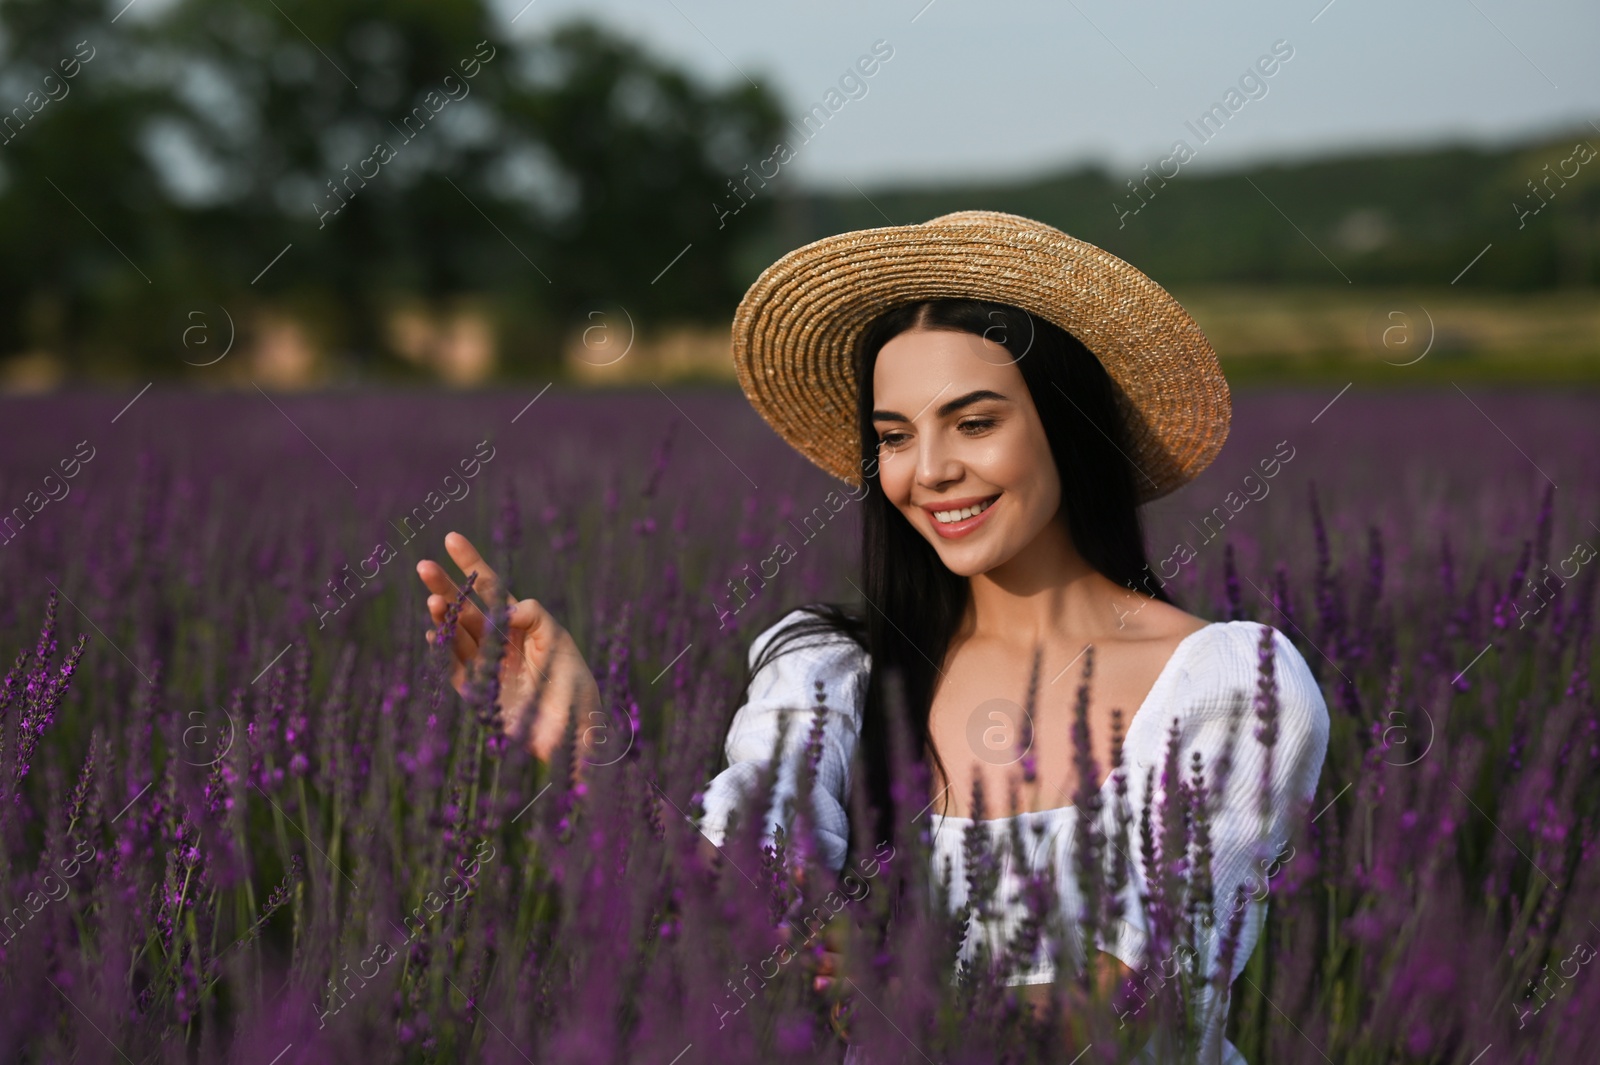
[871,388,1009,423]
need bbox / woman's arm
[695,608,868,875]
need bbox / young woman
[415,211,1330,1064]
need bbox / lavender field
[0,384,1597,1064]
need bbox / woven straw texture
[730,209,1230,503]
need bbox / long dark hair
[725,297,1173,865]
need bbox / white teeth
[933,497,995,524]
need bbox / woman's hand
[764,913,847,995]
[811,921,846,994]
[1018,953,1154,1058]
[416,531,601,765]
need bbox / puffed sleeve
[1131,621,1330,1059]
[694,607,870,874]
[1192,622,1329,983]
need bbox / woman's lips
[927,494,999,540]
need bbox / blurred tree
[0,0,785,379]
[0,0,183,377]
[501,21,785,325]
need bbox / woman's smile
[923,492,1001,539]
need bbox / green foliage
[775,132,1600,293]
[0,0,786,376]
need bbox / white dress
[695,607,1331,1065]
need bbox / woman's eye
[879,421,992,448]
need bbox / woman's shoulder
[1181,619,1322,693]
[738,603,871,713]
[725,605,871,758]
[1123,618,1331,819]
[1161,618,1331,752]
[747,603,870,671]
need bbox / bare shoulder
[1112,593,1212,645]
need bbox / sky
[491,0,1600,191]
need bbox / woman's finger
[425,590,486,646]
[452,615,479,666]
[424,617,479,672]
[813,949,843,993]
[424,625,475,696]
[505,596,557,650]
[487,600,551,693]
[418,562,488,643]
[443,531,513,614]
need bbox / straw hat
[730,209,1230,503]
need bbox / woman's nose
[915,430,963,489]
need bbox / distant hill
[739,127,1599,292]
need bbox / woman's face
[870,326,1064,578]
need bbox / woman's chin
[929,541,1004,577]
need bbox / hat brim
[731,210,1230,503]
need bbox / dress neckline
[930,620,1224,825]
